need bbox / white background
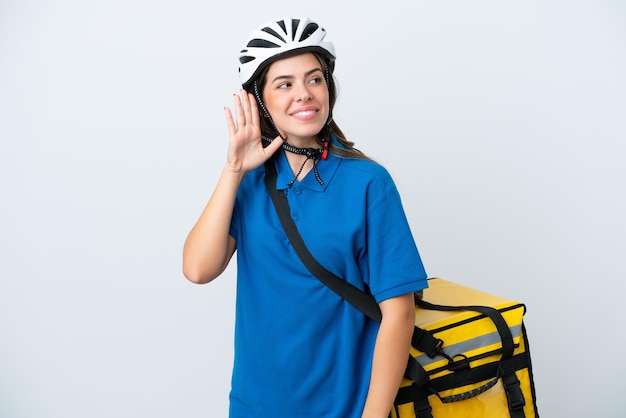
[1,0,625,417]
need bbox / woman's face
[262,53,330,145]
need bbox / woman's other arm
[361,292,416,418]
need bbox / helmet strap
[324,66,331,90]
[253,80,287,142]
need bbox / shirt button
[292,212,299,221]
[294,187,302,195]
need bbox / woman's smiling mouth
[290,108,319,120]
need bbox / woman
[183,17,428,418]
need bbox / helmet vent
[290,19,300,40]
[246,38,280,48]
[261,27,286,43]
[239,55,255,64]
[277,20,287,34]
[299,23,319,41]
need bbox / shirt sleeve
[362,168,428,302]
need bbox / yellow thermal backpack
[392,278,539,418]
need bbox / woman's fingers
[233,89,255,130]
[227,90,261,137]
[247,92,260,128]
[233,93,245,131]
[264,134,285,157]
[224,106,236,136]
[241,89,253,127]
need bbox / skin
[182,52,415,418]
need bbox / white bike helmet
[238,17,336,89]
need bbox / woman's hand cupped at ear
[224,89,284,174]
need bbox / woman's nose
[295,85,312,101]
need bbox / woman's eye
[277,82,291,89]
[309,77,322,84]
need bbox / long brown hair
[247,52,372,161]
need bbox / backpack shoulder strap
[264,160,382,322]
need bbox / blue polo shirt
[228,144,427,418]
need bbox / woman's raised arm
[182,91,283,283]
